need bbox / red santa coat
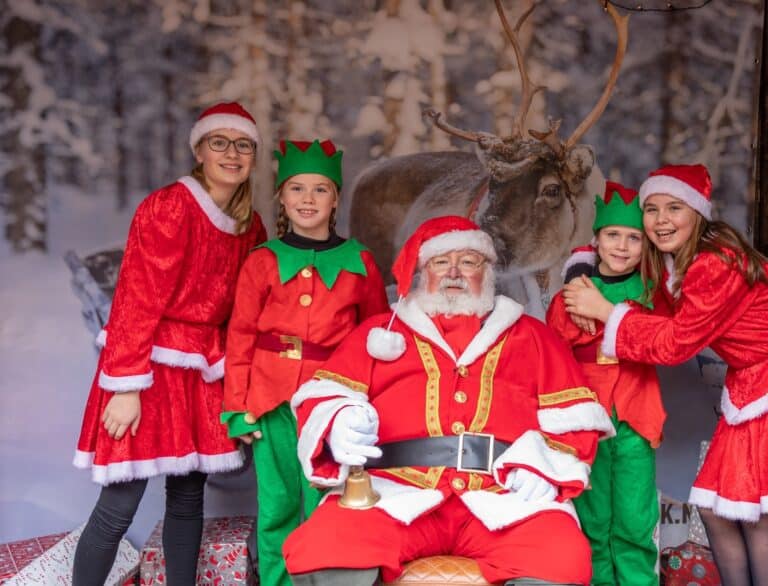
[292,295,615,531]
[602,249,768,520]
[74,176,267,485]
[547,291,666,447]
[223,245,389,420]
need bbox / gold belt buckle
[279,335,303,360]
[596,346,619,365]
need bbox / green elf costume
[546,181,666,586]
[221,139,389,586]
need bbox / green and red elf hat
[592,180,642,232]
[273,139,344,189]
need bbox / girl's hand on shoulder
[102,391,141,440]
[563,275,614,323]
[238,431,263,445]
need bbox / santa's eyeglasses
[426,253,486,276]
[206,135,256,155]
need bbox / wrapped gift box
[0,528,138,585]
[140,516,256,585]
[660,540,720,585]
[0,534,67,584]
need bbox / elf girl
[547,181,665,586]
[72,102,267,585]
[221,139,389,586]
[563,164,768,586]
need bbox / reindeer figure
[349,0,628,318]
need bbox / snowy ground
[0,187,719,550]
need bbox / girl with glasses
[72,102,267,585]
[221,139,389,586]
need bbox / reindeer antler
[422,108,480,143]
[541,1,629,156]
[494,0,545,140]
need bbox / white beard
[410,269,496,317]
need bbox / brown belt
[254,333,336,361]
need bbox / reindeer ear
[563,145,595,194]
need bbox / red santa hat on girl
[367,216,497,361]
[638,163,712,220]
[189,102,260,154]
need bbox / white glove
[506,468,557,502]
[328,406,383,466]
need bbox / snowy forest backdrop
[1,0,764,548]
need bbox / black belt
[364,433,510,475]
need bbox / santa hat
[366,216,497,361]
[638,164,712,220]
[189,102,260,154]
[592,181,642,232]
[274,139,343,189]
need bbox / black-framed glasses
[206,134,256,155]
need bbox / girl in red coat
[72,102,267,585]
[221,139,389,586]
[563,164,768,586]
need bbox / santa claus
[283,216,614,586]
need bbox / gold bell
[338,465,380,509]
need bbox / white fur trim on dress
[560,248,597,279]
[73,449,244,486]
[491,430,591,489]
[600,302,631,359]
[97,329,226,384]
[395,295,524,365]
[688,487,768,523]
[538,402,616,438]
[367,327,406,361]
[720,386,768,425]
[98,370,154,392]
[639,175,712,220]
[189,114,260,153]
[418,230,497,266]
[178,176,237,234]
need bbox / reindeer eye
[541,183,561,199]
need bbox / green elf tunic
[222,231,388,586]
[547,269,665,586]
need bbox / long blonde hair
[642,214,768,299]
[191,158,254,235]
[274,181,339,238]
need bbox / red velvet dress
[602,249,768,521]
[74,176,266,485]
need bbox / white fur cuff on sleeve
[601,302,631,359]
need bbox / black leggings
[72,471,207,586]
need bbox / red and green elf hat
[274,139,343,189]
[592,180,642,232]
